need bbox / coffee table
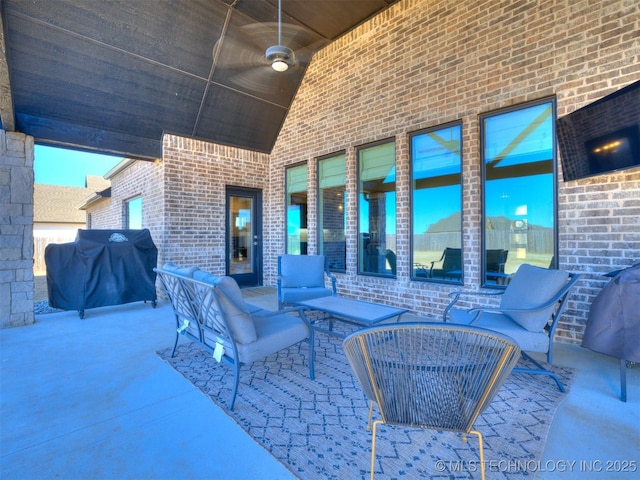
[295,296,408,338]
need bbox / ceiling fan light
[272,59,289,72]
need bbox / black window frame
[409,120,464,284]
[284,162,309,255]
[356,138,397,278]
[479,96,559,288]
[317,151,347,273]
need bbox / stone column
[0,130,35,328]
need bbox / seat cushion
[192,271,257,344]
[279,255,326,288]
[471,312,551,353]
[450,309,550,353]
[236,311,310,363]
[500,264,569,332]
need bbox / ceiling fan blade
[213,35,267,69]
[227,65,298,96]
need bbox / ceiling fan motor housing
[266,45,294,67]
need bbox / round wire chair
[343,322,520,480]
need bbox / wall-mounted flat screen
[557,80,640,182]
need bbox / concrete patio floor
[1,294,638,480]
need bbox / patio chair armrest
[327,272,337,295]
[464,305,512,324]
[443,289,503,321]
[322,256,338,295]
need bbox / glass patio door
[226,186,262,287]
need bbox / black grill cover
[582,263,640,362]
[45,229,158,313]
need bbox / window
[318,153,346,272]
[358,140,396,277]
[285,163,308,254]
[125,196,142,229]
[481,98,557,286]
[410,122,463,283]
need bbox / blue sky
[34,145,123,187]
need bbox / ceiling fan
[265,0,294,72]
[212,0,326,97]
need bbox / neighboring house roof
[76,187,111,211]
[34,176,111,223]
[76,160,133,210]
[104,158,136,179]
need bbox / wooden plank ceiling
[0,0,398,158]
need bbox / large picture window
[285,163,308,254]
[481,98,557,286]
[318,153,346,272]
[410,123,463,283]
[358,140,396,277]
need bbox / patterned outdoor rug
[157,330,574,480]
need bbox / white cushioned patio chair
[343,323,520,480]
[155,263,314,410]
[443,263,580,391]
[277,254,337,309]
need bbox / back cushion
[280,255,326,288]
[500,264,569,332]
[192,271,257,344]
[162,262,199,278]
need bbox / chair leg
[370,420,383,480]
[620,358,627,402]
[171,313,183,357]
[514,352,565,392]
[367,400,375,431]
[308,329,315,381]
[171,332,180,358]
[468,430,486,480]
[228,360,241,410]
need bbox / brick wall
[86,136,270,277]
[266,0,640,343]
[0,131,35,327]
[161,135,269,274]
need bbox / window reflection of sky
[411,125,462,233]
[412,126,461,178]
[413,186,460,233]
[484,103,553,167]
[484,102,555,228]
[127,197,142,229]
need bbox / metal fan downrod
[265,0,294,71]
